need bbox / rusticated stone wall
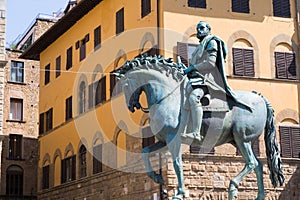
[37,153,299,200]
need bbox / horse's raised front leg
[166,133,188,200]
[142,141,166,184]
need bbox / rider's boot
[182,104,203,142]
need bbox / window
[116,8,124,35]
[56,56,61,78]
[95,77,106,105]
[8,134,22,160]
[61,155,76,183]
[232,48,255,77]
[177,42,197,67]
[273,0,291,18]
[79,81,86,114]
[93,144,103,174]
[275,51,296,80]
[79,145,87,178]
[142,126,155,148]
[39,108,53,134]
[42,165,50,189]
[10,98,23,121]
[141,0,151,17]
[66,47,73,70]
[79,34,89,61]
[10,61,24,83]
[188,0,206,8]
[110,73,122,98]
[6,165,23,196]
[94,26,101,51]
[279,125,300,158]
[46,108,53,132]
[39,113,45,135]
[66,96,73,121]
[232,0,249,13]
[45,64,50,85]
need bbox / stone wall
[3,50,40,138]
[34,20,55,42]
[37,153,299,200]
[0,135,38,198]
[166,154,300,200]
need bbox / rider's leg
[182,87,204,142]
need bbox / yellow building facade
[21,0,300,199]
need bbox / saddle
[200,93,229,112]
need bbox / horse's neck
[130,69,184,106]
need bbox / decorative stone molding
[227,30,259,77]
[64,142,75,158]
[139,32,155,54]
[270,34,297,79]
[275,108,299,125]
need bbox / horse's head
[116,55,185,113]
[116,63,143,113]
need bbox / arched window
[116,130,127,168]
[79,81,86,114]
[232,39,255,77]
[79,145,87,178]
[6,165,23,196]
[274,44,296,80]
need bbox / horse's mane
[117,54,185,82]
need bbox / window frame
[187,0,207,9]
[231,0,250,14]
[93,144,103,174]
[95,76,106,105]
[141,0,151,18]
[56,56,61,78]
[65,96,73,121]
[116,8,124,35]
[273,0,291,18]
[45,64,50,85]
[8,134,23,160]
[10,60,24,83]
[94,26,101,51]
[232,47,255,77]
[9,98,23,121]
[66,47,73,70]
[61,155,76,183]
[79,145,87,178]
[6,165,23,196]
[79,81,86,114]
[42,165,50,189]
[279,125,300,158]
[274,51,297,80]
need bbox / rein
[139,76,186,113]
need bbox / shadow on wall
[279,164,300,199]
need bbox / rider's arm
[192,39,218,71]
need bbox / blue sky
[6,0,68,46]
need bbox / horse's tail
[262,95,285,187]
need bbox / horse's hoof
[228,188,238,200]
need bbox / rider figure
[181,21,248,142]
